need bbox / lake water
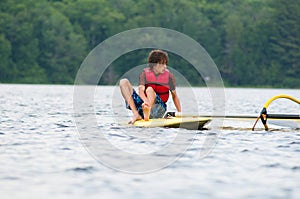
[0,84,299,199]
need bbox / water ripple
[66,166,96,173]
[0,85,299,199]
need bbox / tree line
[0,0,299,87]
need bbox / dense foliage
[0,0,299,87]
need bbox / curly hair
[148,50,168,69]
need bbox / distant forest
[0,0,299,87]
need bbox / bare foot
[128,113,142,124]
[142,103,151,121]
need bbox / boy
[120,49,181,124]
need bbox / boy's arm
[170,90,181,112]
[138,71,150,104]
[169,73,181,112]
[138,85,149,104]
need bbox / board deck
[133,117,211,130]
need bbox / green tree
[55,0,125,49]
[270,0,300,88]
[221,0,274,86]
[1,1,47,83]
[0,33,16,82]
[34,1,87,83]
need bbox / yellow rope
[263,94,300,109]
[253,94,300,131]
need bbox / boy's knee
[120,78,129,86]
[137,85,144,90]
[145,86,155,94]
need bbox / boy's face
[153,62,167,74]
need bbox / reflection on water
[0,84,299,198]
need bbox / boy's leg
[143,86,156,121]
[119,78,142,123]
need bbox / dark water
[0,84,299,199]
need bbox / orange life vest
[144,68,170,103]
